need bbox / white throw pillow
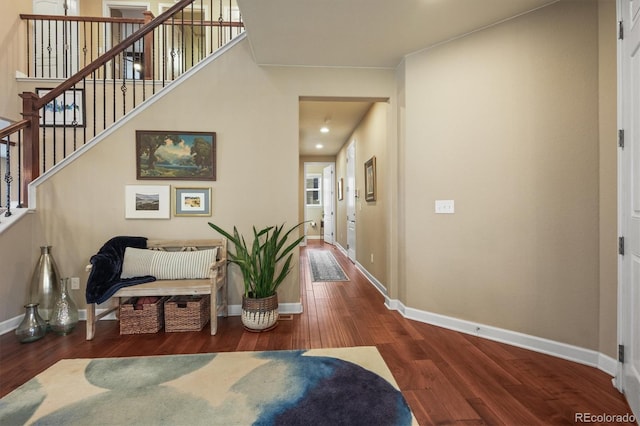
[121,247,218,280]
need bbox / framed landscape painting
[125,185,170,219]
[136,130,216,180]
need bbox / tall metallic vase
[29,246,61,325]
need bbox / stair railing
[0,0,243,218]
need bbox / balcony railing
[0,0,243,222]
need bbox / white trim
[27,33,247,209]
[354,260,387,296]
[0,207,32,235]
[385,297,619,377]
[0,298,303,336]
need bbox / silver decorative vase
[29,246,61,325]
[15,303,47,343]
[50,278,79,335]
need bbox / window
[305,175,322,206]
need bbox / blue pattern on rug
[0,349,415,426]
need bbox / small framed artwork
[36,88,86,127]
[174,187,212,217]
[136,130,216,180]
[125,185,170,219]
[337,178,344,201]
[364,156,376,202]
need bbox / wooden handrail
[0,120,29,141]
[34,0,197,110]
[20,14,146,24]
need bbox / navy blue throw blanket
[85,236,156,304]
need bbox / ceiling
[236,0,559,156]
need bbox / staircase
[0,0,243,223]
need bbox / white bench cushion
[121,247,218,280]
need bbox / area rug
[308,250,349,282]
[0,346,417,426]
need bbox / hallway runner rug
[0,347,417,425]
[308,249,350,282]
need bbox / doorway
[303,162,335,245]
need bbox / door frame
[346,140,357,262]
[616,0,639,419]
[322,163,336,244]
[303,161,335,245]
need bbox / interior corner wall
[335,103,389,286]
[403,0,603,349]
[0,1,30,120]
[0,214,37,322]
[28,38,395,313]
[597,0,618,359]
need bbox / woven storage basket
[119,297,167,335]
[164,295,210,332]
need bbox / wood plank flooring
[0,240,635,425]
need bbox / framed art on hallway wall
[364,156,376,202]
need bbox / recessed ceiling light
[320,126,329,133]
[315,144,324,149]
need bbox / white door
[33,0,79,78]
[322,164,335,244]
[618,0,640,419]
[346,141,356,262]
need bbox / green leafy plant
[208,222,306,299]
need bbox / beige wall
[597,0,618,358]
[0,214,38,321]
[25,38,395,312]
[402,0,609,350]
[0,1,30,120]
[335,103,389,285]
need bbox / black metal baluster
[190,2,194,69]
[55,19,59,78]
[61,89,66,160]
[26,19,31,77]
[93,69,97,137]
[16,132,22,208]
[162,22,167,86]
[46,20,51,78]
[82,77,86,145]
[3,135,12,217]
[132,22,137,109]
[218,0,223,49]
[171,16,175,80]
[103,63,107,130]
[42,114,47,172]
[112,58,116,125]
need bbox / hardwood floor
[0,240,634,425]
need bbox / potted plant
[208,221,305,332]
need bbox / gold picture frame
[364,156,376,202]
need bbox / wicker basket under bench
[85,238,227,340]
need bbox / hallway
[0,240,634,424]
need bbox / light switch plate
[435,200,455,214]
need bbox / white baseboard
[354,260,387,296]
[0,295,617,378]
[0,301,304,336]
[385,297,619,377]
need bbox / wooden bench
[85,238,227,340]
